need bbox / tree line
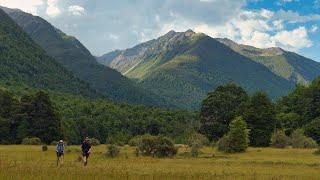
[0,77,320,146]
[200,78,320,147]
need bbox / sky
[0,0,319,61]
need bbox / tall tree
[242,92,275,147]
[19,91,61,144]
[200,84,248,141]
[0,88,19,144]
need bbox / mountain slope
[2,7,168,107]
[99,30,299,109]
[0,8,98,97]
[216,38,320,85]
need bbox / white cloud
[272,27,312,51]
[68,5,85,16]
[0,0,43,15]
[310,25,318,33]
[159,8,314,52]
[46,0,60,17]
[277,9,320,23]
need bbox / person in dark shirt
[56,140,65,166]
[81,137,91,166]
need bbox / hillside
[99,30,300,109]
[2,7,169,107]
[216,38,320,85]
[0,8,98,97]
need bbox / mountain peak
[184,29,195,36]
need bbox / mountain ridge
[2,6,172,108]
[0,8,99,98]
[97,30,307,109]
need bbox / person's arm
[56,144,58,152]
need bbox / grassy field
[0,145,319,179]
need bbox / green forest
[1,77,320,147]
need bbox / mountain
[0,8,99,97]
[216,38,320,85]
[98,30,317,109]
[2,7,168,107]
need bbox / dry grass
[0,145,319,179]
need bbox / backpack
[57,143,64,153]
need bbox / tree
[305,118,320,144]
[217,117,249,153]
[275,112,301,136]
[200,84,248,141]
[19,91,62,144]
[242,92,275,147]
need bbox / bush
[106,144,120,158]
[291,129,318,149]
[187,133,209,157]
[21,137,42,145]
[42,145,48,151]
[128,135,143,147]
[155,137,178,158]
[304,137,318,148]
[89,138,101,146]
[217,117,249,153]
[138,135,177,158]
[270,130,289,148]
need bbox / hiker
[81,137,91,166]
[56,140,65,166]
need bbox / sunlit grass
[0,145,319,179]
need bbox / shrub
[128,135,143,147]
[291,129,318,149]
[89,138,101,146]
[106,144,120,158]
[21,137,42,145]
[187,133,209,148]
[217,117,249,153]
[187,133,209,157]
[138,135,177,158]
[270,130,289,148]
[42,145,48,151]
[303,137,318,148]
[155,137,177,158]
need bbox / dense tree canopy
[200,84,248,141]
[242,92,275,147]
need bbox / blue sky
[0,0,319,61]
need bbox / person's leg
[84,154,89,166]
[83,154,87,166]
[61,154,64,165]
[56,153,60,166]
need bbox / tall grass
[0,145,319,179]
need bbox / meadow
[0,145,319,179]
